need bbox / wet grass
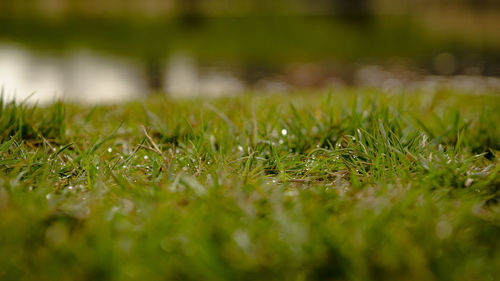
[0,90,499,281]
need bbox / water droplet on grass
[284,190,299,197]
[436,220,452,239]
[233,230,251,250]
[465,178,474,187]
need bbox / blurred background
[1,0,499,103]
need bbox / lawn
[0,90,499,280]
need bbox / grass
[0,89,499,281]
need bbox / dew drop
[285,190,299,197]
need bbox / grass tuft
[0,90,499,281]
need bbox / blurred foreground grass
[0,90,499,280]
